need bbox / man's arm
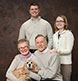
[29,71,41,81]
[38,53,60,79]
[18,24,26,41]
[46,22,53,49]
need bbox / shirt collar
[58,30,67,35]
[40,47,49,54]
[31,16,41,21]
[22,52,31,59]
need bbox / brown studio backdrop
[0,0,78,81]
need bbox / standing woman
[52,15,74,81]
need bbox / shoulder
[41,18,51,25]
[14,54,21,59]
[65,30,74,37]
[21,19,31,27]
[41,18,48,22]
[28,53,38,61]
[14,54,19,58]
[53,31,58,37]
[31,54,36,58]
[66,30,73,34]
[33,50,39,55]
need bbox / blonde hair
[54,15,68,32]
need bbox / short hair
[35,34,47,42]
[29,2,40,9]
[54,15,68,32]
[18,39,30,47]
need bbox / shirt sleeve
[38,53,60,79]
[6,55,20,81]
[46,22,53,49]
[29,71,41,81]
[18,24,26,41]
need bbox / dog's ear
[23,63,29,74]
[23,63,27,68]
[34,63,39,72]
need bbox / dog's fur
[6,63,31,81]
[6,60,39,81]
[26,60,39,72]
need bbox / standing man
[34,34,63,81]
[18,2,53,53]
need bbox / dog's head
[26,60,34,69]
[26,60,39,72]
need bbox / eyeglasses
[19,46,29,50]
[56,20,64,23]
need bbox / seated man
[34,35,63,81]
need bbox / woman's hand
[50,49,57,53]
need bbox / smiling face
[18,42,30,56]
[35,36,47,52]
[55,16,65,30]
[29,5,40,18]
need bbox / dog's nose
[29,64,31,67]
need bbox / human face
[55,17,65,30]
[35,36,47,52]
[29,5,40,18]
[18,42,30,56]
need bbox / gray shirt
[34,48,63,81]
[6,54,41,81]
[18,16,53,49]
